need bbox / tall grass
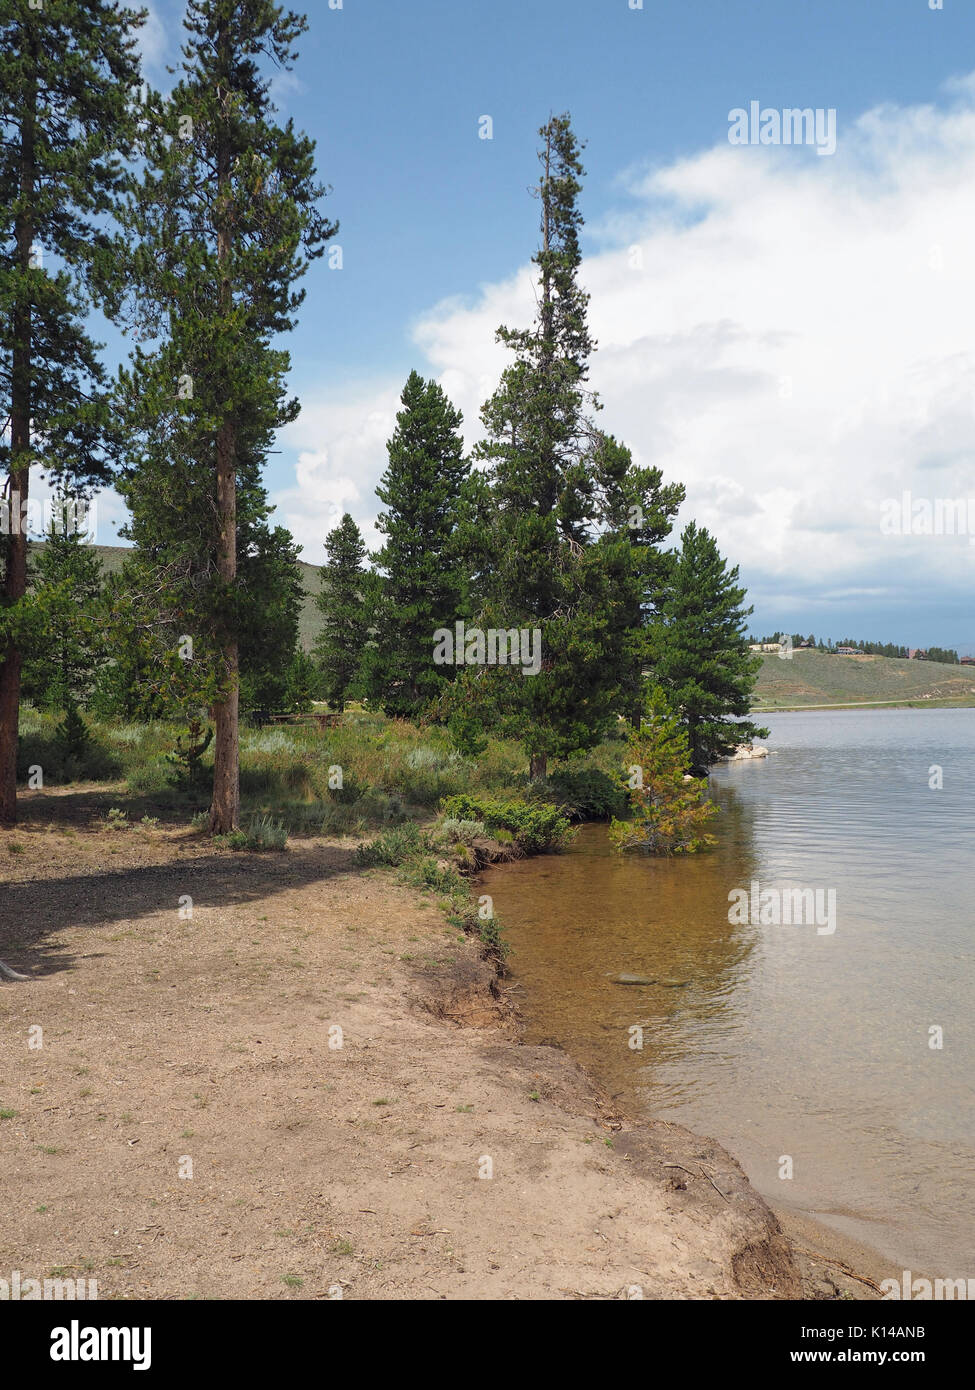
[17,706,625,841]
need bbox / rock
[719,743,770,762]
[608,973,691,988]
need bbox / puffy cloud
[275,79,975,644]
[276,386,405,559]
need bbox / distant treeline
[751,635,960,663]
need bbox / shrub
[217,815,288,852]
[126,759,174,795]
[441,794,572,853]
[547,767,628,821]
[354,821,429,867]
[436,818,486,847]
[245,815,289,851]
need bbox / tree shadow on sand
[0,838,365,983]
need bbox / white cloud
[272,78,975,642]
[276,386,405,559]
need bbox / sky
[88,0,975,652]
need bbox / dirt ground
[0,788,885,1300]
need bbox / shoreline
[752,699,975,713]
[475,846,913,1302]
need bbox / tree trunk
[529,752,547,781]
[0,73,36,826]
[208,30,240,835]
[209,418,239,833]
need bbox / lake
[483,709,975,1274]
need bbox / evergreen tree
[117,0,335,831]
[0,0,143,822]
[609,687,717,855]
[314,512,368,711]
[369,371,469,718]
[98,481,306,727]
[23,509,105,713]
[284,647,319,712]
[467,114,680,775]
[650,522,768,772]
[238,519,305,717]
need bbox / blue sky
[104,0,975,652]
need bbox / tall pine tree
[369,370,469,718]
[0,0,142,822]
[469,114,680,776]
[117,0,335,830]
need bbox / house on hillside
[835,646,859,655]
[908,648,928,661]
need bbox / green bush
[354,821,429,867]
[441,794,572,853]
[217,815,289,852]
[546,767,628,821]
[126,758,175,795]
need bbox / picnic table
[267,711,341,731]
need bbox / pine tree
[238,519,305,718]
[314,512,368,711]
[468,114,680,775]
[0,0,143,823]
[101,471,306,727]
[23,508,105,713]
[117,0,335,831]
[369,371,469,718]
[650,522,768,772]
[284,647,319,712]
[609,687,717,855]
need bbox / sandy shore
[0,798,890,1300]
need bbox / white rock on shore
[720,743,770,761]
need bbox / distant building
[908,648,928,661]
[835,646,859,655]
[960,656,975,667]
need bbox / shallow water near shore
[483,708,975,1275]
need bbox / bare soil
[0,788,882,1300]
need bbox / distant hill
[37,546,975,703]
[41,544,328,653]
[752,648,975,709]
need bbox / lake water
[483,709,975,1274]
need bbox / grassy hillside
[49,543,327,653]
[752,648,975,709]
